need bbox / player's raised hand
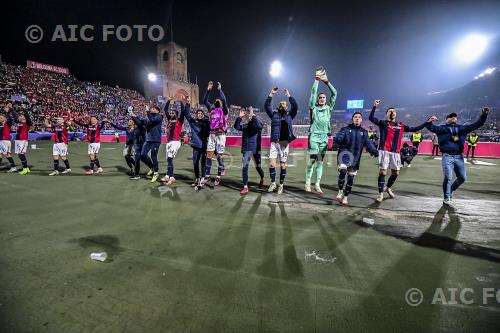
[186,95,191,103]
[216,82,222,90]
[374,99,381,107]
[427,115,438,122]
[315,66,324,78]
[248,106,254,117]
[284,89,291,97]
[207,81,213,90]
[270,86,279,96]
[239,109,245,118]
[482,107,491,114]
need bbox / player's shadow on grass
[69,234,125,263]
[352,205,464,331]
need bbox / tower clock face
[176,52,184,64]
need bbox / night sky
[1,0,499,111]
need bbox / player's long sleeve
[404,121,429,133]
[369,106,381,126]
[289,96,298,119]
[264,96,274,119]
[219,89,229,115]
[110,123,127,131]
[459,113,488,135]
[309,80,319,110]
[326,81,337,110]
[202,90,211,111]
[234,117,245,131]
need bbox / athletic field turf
[1,141,499,332]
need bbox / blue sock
[167,157,174,177]
[63,159,70,169]
[378,174,386,193]
[338,169,347,190]
[279,167,287,184]
[90,160,95,170]
[7,157,15,167]
[205,157,212,177]
[94,158,101,168]
[217,156,224,176]
[19,154,28,168]
[53,160,59,170]
[256,167,264,180]
[387,174,398,188]
[269,167,276,182]
[344,175,355,196]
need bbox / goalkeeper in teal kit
[305,66,337,194]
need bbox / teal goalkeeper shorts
[308,136,328,155]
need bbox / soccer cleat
[220,169,226,176]
[268,182,277,192]
[200,177,211,185]
[19,168,31,175]
[407,164,411,168]
[7,167,18,173]
[150,172,159,183]
[214,177,221,186]
[49,170,60,176]
[258,178,264,189]
[95,167,104,174]
[240,186,249,195]
[314,184,324,195]
[191,179,199,187]
[166,177,176,185]
[146,169,153,178]
[160,176,170,183]
[385,187,395,199]
[336,190,344,202]
[61,168,71,174]
[277,184,284,195]
[85,169,94,175]
[443,198,455,208]
[375,193,384,203]
[305,183,312,192]
[341,196,349,205]
[130,175,141,180]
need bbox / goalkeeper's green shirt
[309,80,337,139]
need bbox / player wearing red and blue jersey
[45,116,71,175]
[12,105,33,175]
[73,116,105,175]
[369,99,428,202]
[0,103,17,172]
[161,97,186,185]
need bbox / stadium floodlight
[269,61,282,77]
[454,34,488,64]
[478,73,485,78]
[474,76,479,80]
[147,73,158,82]
[484,67,495,75]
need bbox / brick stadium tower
[144,41,200,107]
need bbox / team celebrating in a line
[0,66,491,207]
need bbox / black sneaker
[130,175,141,180]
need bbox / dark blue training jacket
[425,113,487,155]
[264,96,298,143]
[234,116,263,154]
[336,123,379,169]
[183,103,210,150]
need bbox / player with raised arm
[306,66,337,194]
[45,115,72,175]
[369,99,429,202]
[264,87,298,194]
[73,115,105,175]
[160,97,186,185]
[104,112,138,175]
[183,96,210,190]
[126,107,147,180]
[201,81,229,186]
[335,112,378,205]
[12,104,33,175]
[0,103,18,172]
[425,108,490,207]
[136,104,163,183]
[234,106,265,195]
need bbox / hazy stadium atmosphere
[0,1,499,332]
